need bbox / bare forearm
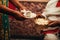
[0,5,18,16]
[9,0,25,9]
[43,27,58,31]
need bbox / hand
[13,11,26,20]
[48,21,60,27]
[19,4,28,11]
[36,13,45,18]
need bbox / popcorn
[34,18,49,25]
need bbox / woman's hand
[36,13,45,18]
[48,21,60,27]
[13,11,26,20]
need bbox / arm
[43,27,59,31]
[48,21,60,27]
[0,4,19,16]
[9,0,27,10]
[0,4,25,20]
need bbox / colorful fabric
[56,0,60,7]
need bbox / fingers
[48,21,60,27]
[19,3,28,10]
[36,14,45,18]
[14,14,26,21]
[13,11,26,20]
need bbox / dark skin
[0,0,27,20]
[0,0,42,20]
[48,21,60,27]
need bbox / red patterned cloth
[43,28,59,34]
[43,0,60,34]
[9,2,16,18]
[9,2,16,10]
[56,0,60,7]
